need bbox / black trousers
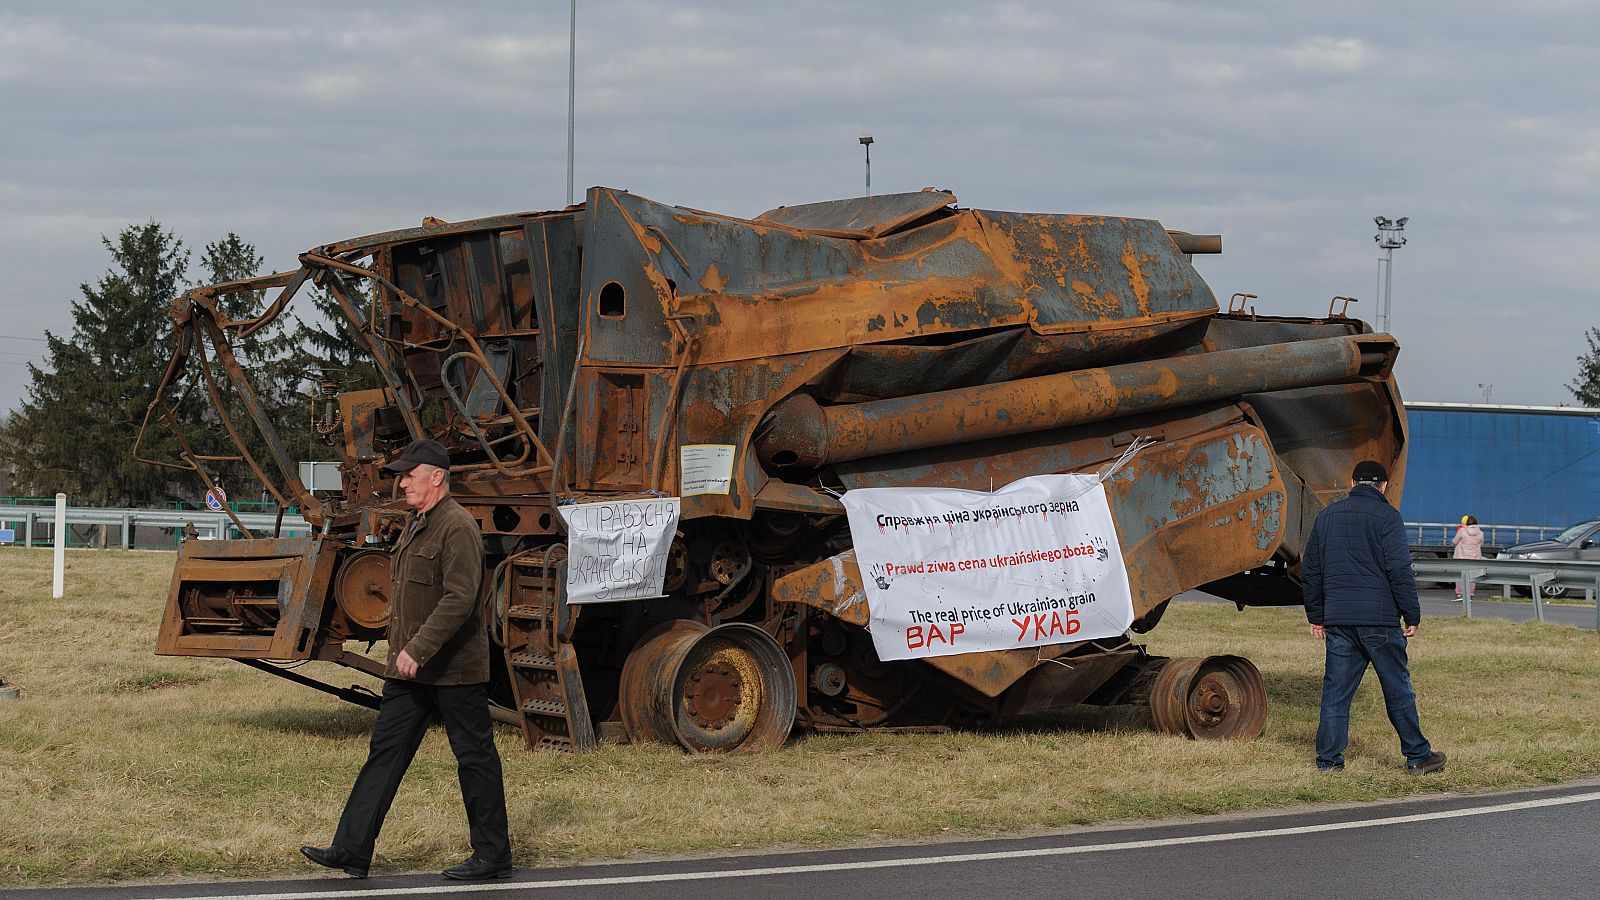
[332,679,511,864]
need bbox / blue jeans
[1316,625,1433,769]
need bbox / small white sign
[298,461,344,492]
[204,487,227,511]
[680,444,737,496]
[842,474,1134,661]
[558,497,681,604]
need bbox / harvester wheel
[1149,655,1267,740]
[619,621,796,753]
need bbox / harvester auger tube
[757,334,1397,468]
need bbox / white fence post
[52,492,66,598]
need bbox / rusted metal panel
[998,649,1141,717]
[579,191,1222,370]
[338,388,393,462]
[755,190,958,239]
[771,550,871,626]
[974,211,1217,329]
[156,536,339,660]
[1104,423,1287,617]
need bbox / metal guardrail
[0,504,311,549]
[1406,521,1561,549]
[0,496,291,514]
[1411,557,1600,630]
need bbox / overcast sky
[2,0,1597,415]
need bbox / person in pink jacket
[1452,515,1485,601]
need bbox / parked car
[1498,518,1600,598]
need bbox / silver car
[1499,518,1600,598]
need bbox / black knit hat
[382,439,450,473]
[1352,460,1389,483]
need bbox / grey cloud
[1,0,1597,412]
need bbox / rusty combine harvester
[146,187,1405,753]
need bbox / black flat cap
[383,439,450,473]
[1352,460,1389,483]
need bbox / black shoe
[443,856,514,881]
[299,844,369,879]
[1316,764,1344,772]
[1406,750,1447,775]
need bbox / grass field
[3,548,1599,886]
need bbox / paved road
[8,779,1599,900]
[1180,587,1599,630]
[1417,587,1600,629]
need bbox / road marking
[130,789,1600,900]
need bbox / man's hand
[395,650,420,679]
[1309,624,1325,639]
[1403,623,1418,638]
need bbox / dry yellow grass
[3,548,1599,886]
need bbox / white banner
[558,497,680,604]
[841,474,1134,661]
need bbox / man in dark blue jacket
[1302,460,1447,775]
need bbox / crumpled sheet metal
[770,550,1068,699]
[579,188,1217,372]
[1104,423,1286,618]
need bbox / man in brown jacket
[301,439,512,881]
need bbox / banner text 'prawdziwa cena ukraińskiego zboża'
[841,474,1134,661]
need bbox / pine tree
[287,284,380,388]
[1569,327,1600,408]
[1,222,189,505]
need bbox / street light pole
[1373,216,1408,333]
[859,133,873,197]
[566,0,577,207]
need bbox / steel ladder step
[509,651,557,670]
[520,698,568,718]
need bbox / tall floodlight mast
[1373,216,1408,334]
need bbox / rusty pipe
[1166,232,1222,254]
[756,334,1397,468]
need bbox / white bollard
[52,492,66,599]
